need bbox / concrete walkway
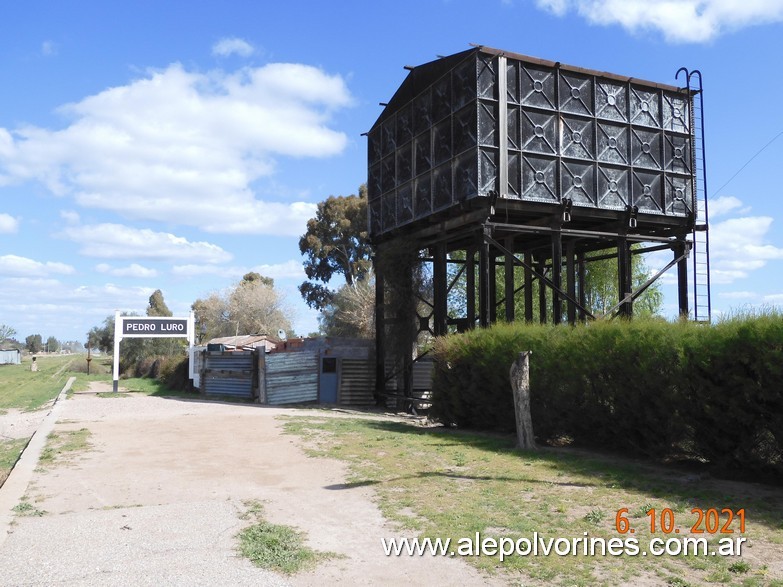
[0,376,74,548]
[0,386,499,586]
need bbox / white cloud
[646,199,783,287]
[0,61,351,235]
[719,290,758,299]
[171,259,304,281]
[95,262,159,278]
[534,0,783,43]
[0,254,75,277]
[251,259,305,280]
[708,195,743,218]
[0,212,19,233]
[60,210,80,224]
[212,37,255,57]
[0,278,155,332]
[171,264,245,280]
[709,215,783,283]
[61,223,232,263]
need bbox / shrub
[680,312,783,479]
[158,354,191,392]
[431,313,783,481]
[68,358,111,375]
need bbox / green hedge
[431,314,783,481]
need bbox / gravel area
[0,384,500,586]
[0,407,51,441]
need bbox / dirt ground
[0,383,502,586]
[0,406,51,441]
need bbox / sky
[1,0,783,344]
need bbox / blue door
[320,357,338,403]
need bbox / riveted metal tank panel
[368,47,695,239]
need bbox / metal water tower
[367,46,711,402]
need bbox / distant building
[0,348,22,365]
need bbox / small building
[188,334,279,393]
[189,337,395,406]
[0,348,22,365]
[260,337,376,406]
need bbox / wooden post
[510,351,536,450]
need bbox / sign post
[112,311,194,393]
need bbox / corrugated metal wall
[339,359,374,406]
[264,351,319,405]
[0,349,21,365]
[201,351,255,399]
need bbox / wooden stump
[510,351,536,450]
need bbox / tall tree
[240,271,274,288]
[46,336,60,353]
[146,289,172,317]
[298,185,372,310]
[86,313,151,372]
[0,324,16,345]
[582,247,663,317]
[87,316,115,354]
[192,273,293,340]
[25,334,43,353]
[319,273,375,338]
[146,289,184,356]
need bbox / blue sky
[1,0,783,343]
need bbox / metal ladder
[677,68,712,323]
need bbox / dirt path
[0,384,501,586]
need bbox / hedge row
[430,314,783,481]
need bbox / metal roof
[206,335,278,349]
[371,45,684,131]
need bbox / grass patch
[120,377,196,399]
[0,355,75,411]
[237,500,334,575]
[38,428,92,467]
[12,500,46,517]
[67,365,195,399]
[282,416,783,587]
[67,365,114,393]
[0,437,28,487]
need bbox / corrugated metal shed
[200,351,256,399]
[264,351,319,405]
[0,349,21,365]
[189,338,379,406]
